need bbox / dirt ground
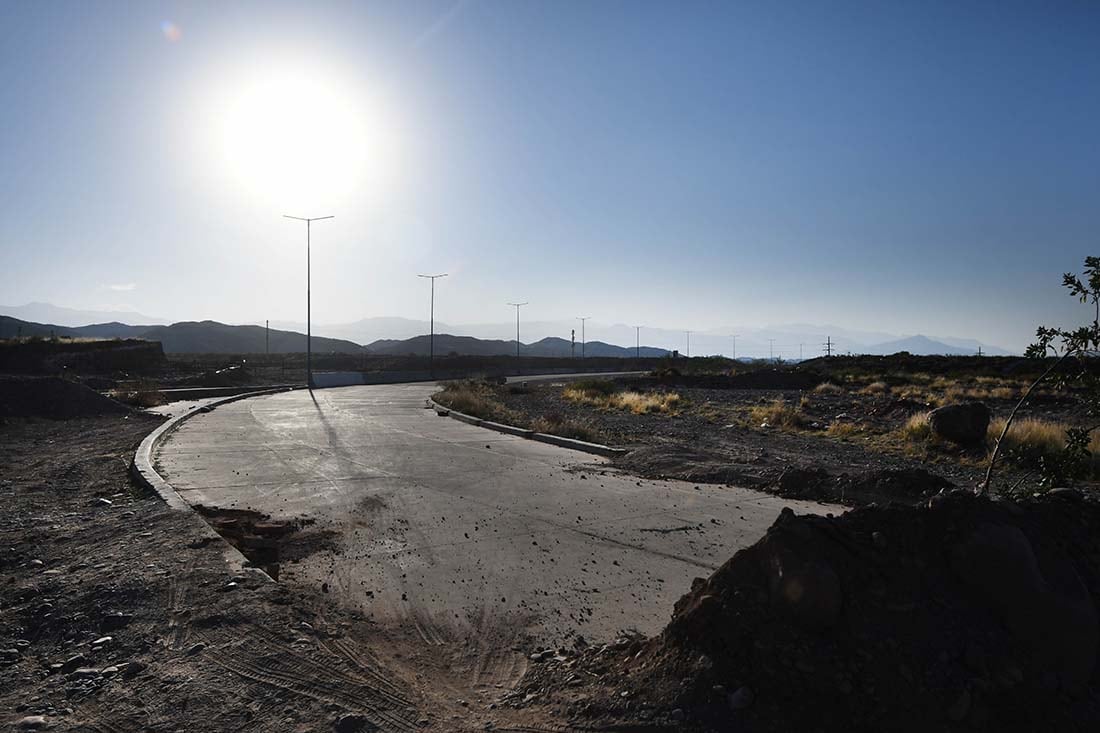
[0,394,577,732]
[481,372,1087,505]
[7,369,1100,732]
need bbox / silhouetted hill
[865,334,976,356]
[0,316,362,354]
[365,333,669,358]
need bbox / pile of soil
[516,489,1100,731]
[0,376,132,420]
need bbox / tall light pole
[418,273,448,377]
[730,334,739,361]
[507,302,528,361]
[577,317,590,359]
[284,214,333,388]
[686,330,691,358]
[634,325,642,359]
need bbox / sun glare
[216,69,396,210]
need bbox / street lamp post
[634,325,642,359]
[283,214,333,388]
[507,302,528,364]
[577,317,590,359]
[418,273,448,377]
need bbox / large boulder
[928,401,991,445]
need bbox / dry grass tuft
[563,382,682,415]
[859,381,890,396]
[827,421,861,438]
[434,380,518,423]
[749,399,806,429]
[899,412,932,442]
[986,417,1100,461]
[812,382,845,395]
[530,414,602,443]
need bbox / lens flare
[161,21,182,42]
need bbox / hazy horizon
[2,2,1098,354]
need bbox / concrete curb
[427,398,626,458]
[131,387,296,576]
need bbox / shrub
[812,382,844,395]
[859,381,890,396]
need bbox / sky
[1,0,1098,353]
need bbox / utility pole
[768,338,775,361]
[635,326,642,359]
[823,336,834,357]
[799,343,804,361]
[571,329,575,359]
[507,302,528,362]
[265,320,269,356]
[418,273,448,377]
[977,346,983,357]
[686,331,692,358]
[577,317,590,359]
[730,334,739,361]
[284,214,334,389]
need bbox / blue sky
[1,1,1098,351]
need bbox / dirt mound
[0,376,133,420]
[518,489,1100,731]
[775,466,955,505]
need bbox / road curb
[131,387,296,576]
[428,398,626,458]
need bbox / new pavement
[155,383,833,645]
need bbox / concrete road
[155,383,834,647]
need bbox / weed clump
[564,381,682,415]
[530,413,603,443]
[899,412,933,442]
[434,380,518,423]
[749,399,806,429]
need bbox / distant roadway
[154,382,831,647]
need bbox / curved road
[155,383,832,648]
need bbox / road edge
[130,387,296,576]
[427,397,627,458]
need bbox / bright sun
[217,70,391,210]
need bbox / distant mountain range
[0,316,361,354]
[0,302,169,327]
[366,334,668,358]
[0,303,1015,357]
